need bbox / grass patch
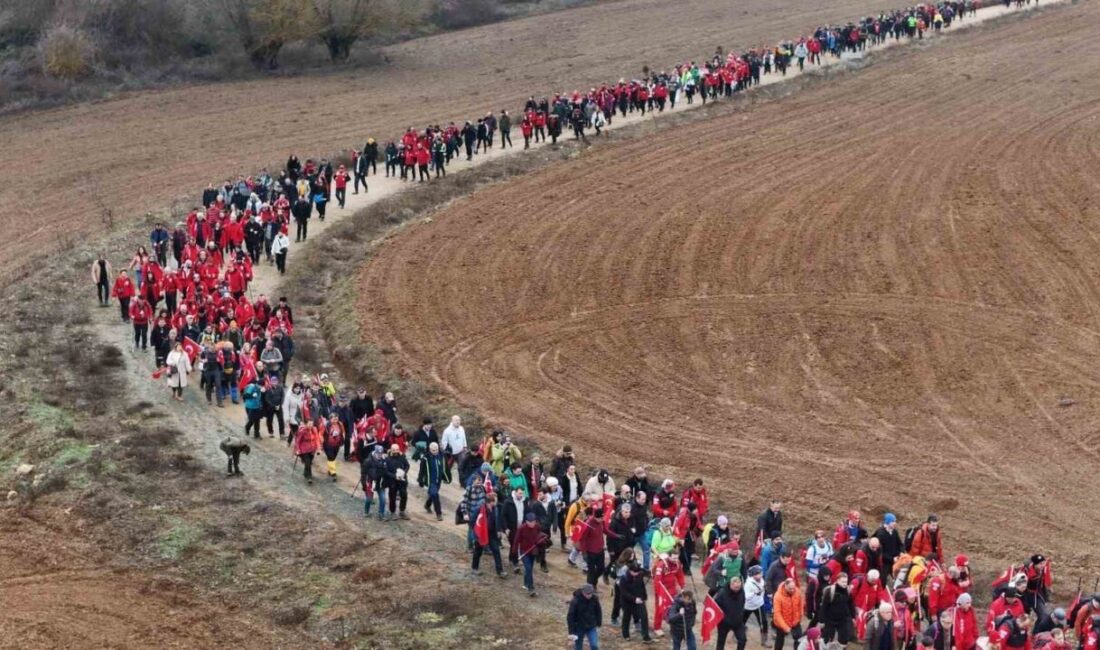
[28,400,74,433]
[156,517,202,560]
[53,441,94,466]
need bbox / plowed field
[358,2,1100,566]
[0,0,943,277]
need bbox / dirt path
[356,0,1100,576]
[85,2,1063,642]
[0,0,1030,279]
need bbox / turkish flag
[655,580,674,631]
[151,367,166,380]
[701,593,722,643]
[474,505,489,547]
[753,529,764,561]
[182,336,202,363]
[237,358,257,392]
[602,493,615,526]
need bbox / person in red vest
[333,164,349,208]
[111,270,135,322]
[293,421,321,484]
[129,295,152,351]
[909,515,944,563]
[954,593,980,650]
[987,581,1027,634]
[680,478,710,520]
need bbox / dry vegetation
[0,0,602,112]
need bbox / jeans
[96,279,110,304]
[425,484,441,515]
[376,487,388,517]
[573,626,599,650]
[522,553,535,590]
[472,538,503,573]
[133,323,148,349]
[219,380,239,403]
[672,627,698,650]
[265,407,285,436]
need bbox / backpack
[903,526,920,552]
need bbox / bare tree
[219,0,318,69]
[312,0,374,63]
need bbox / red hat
[955,554,969,566]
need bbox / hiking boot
[496,572,506,579]
[529,591,537,598]
[610,618,620,627]
[377,513,386,521]
[399,512,409,520]
[435,514,443,522]
[513,566,521,575]
[540,564,549,574]
[471,569,481,577]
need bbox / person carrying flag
[666,588,698,650]
[653,552,686,637]
[711,576,747,649]
[514,512,546,596]
[471,492,505,578]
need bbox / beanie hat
[884,513,897,525]
[524,512,536,522]
[748,565,763,576]
[545,477,559,488]
[957,593,972,606]
[1053,608,1067,621]
[1031,554,1046,565]
[480,462,492,473]
[660,517,672,528]
[955,554,969,566]
[717,515,729,526]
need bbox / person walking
[164,342,192,401]
[417,441,451,520]
[472,492,506,578]
[293,420,320,484]
[618,562,654,643]
[499,110,513,148]
[568,584,603,650]
[514,512,546,596]
[243,378,264,438]
[773,578,805,650]
[667,589,699,650]
[383,444,410,520]
[271,229,289,275]
[92,255,112,306]
[715,576,748,650]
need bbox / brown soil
[0,509,306,649]
[357,1,1100,573]
[1,0,937,278]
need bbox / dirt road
[0,0,988,278]
[356,0,1100,571]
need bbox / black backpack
[903,526,919,552]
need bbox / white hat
[546,477,559,488]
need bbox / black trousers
[275,251,286,274]
[96,279,110,304]
[165,292,176,316]
[585,550,605,586]
[717,622,747,650]
[245,408,263,437]
[133,323,148,349]
[500,130,512,147]
[773,624,803,650]
[204,373,222,404]
[300,452,314,480]
[354,173,367,192]
[335,187,346,207]
[388,482,408,513]
[265,406,285,436]
[296,219,308,241]
[226,449,241,474]
[621,601,651,640]
[119,297,130,321]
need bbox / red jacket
[129,300,152,325]
[651,488,677,518]
[954,606,979,650]
[909,524,943,562]
[679,487,709,519]
[416,147,430,166]
[928,575,959,618]
[334,170,348,189]
[575,516,605,554]
[112,276,134,300]
[985,595,1025,634]
[294,425,320,455]
[514,523,544,557]
[851,577,889,613]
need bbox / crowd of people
[85,0,1071,647]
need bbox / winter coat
[294,425,320,455]
[582,475,615,502]
[618,570,648,605]
[165,350,192,388]
[567,588,602,635]
[715,585,747,626]
[745,576,766,611]
[865,614,898,650]
[666,595,698,633]
[773,587,805,633]
[819,584,856,626]
[417,451,451,488]
[381,453,410,489]
[282,390,303,425]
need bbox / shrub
[430,0,501,29]
[38,24,94,79]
